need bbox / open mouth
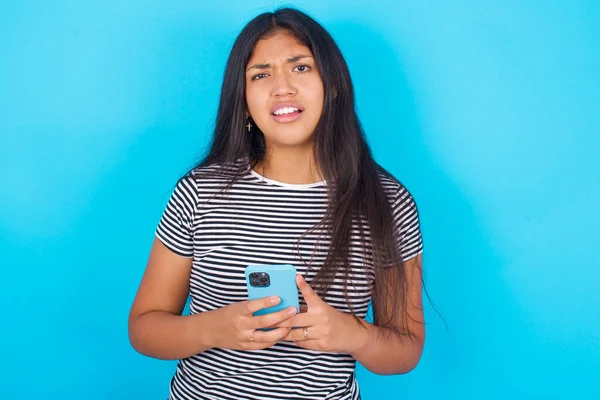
[272,107,303,116]
[271,107,304,123]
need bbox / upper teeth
[273,107,299,115]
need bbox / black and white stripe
[155,161,423,400]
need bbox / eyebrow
[246,55,313,72]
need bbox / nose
[271,71,296,97]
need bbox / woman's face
[245,31,324,150]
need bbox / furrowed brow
[246,55,313,72]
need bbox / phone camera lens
[251,279,259,286]
[260,276,268,283]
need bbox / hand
[276,275,368,353]
[209,296,298,351]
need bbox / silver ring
[249,331,255,342]
[303,326,309,340]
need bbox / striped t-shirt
[155,161,424,400]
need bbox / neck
[255,147,323,185]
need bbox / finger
[273,314,317,328]
[247,342,279,351]
[296,274,321,306]
[243,339,282,351]
[282,325,318,342]
[250,327,292,343]
[252,306,297,329]
[244,296,280,315]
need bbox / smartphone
[245,264,300,318]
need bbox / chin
[263,131,315,148]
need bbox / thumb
[296,274,321,306]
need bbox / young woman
[129,7,425,400]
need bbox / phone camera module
[249,272,271,287]
[261,273,270,287]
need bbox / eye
[294,65,311,73]
[251,73,269,81]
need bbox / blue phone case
[245,264,300,317]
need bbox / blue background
[1,1,599,399]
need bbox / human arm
[348,253,425,374]
[276,253,424,375]
[127,238,297,360]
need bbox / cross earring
[246,116,253,132]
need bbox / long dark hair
[187,7,435,339]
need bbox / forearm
[350,321,424,375]
[129,310,215,360]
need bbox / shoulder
[376,168,415,206]
[179,159,247,188]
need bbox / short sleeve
[155,174,198,258]
[392,186,424,262]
